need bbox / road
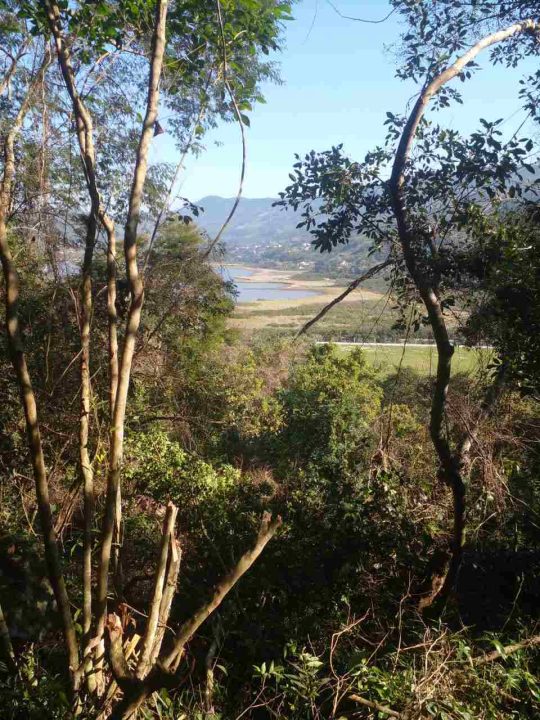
[315,341,493,349]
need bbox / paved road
[315,341,494,349]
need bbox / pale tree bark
[107,223,119,420]
[0,39,29,97]
[106,512,282,720]
[136,503,178,679]
[0,47,80,687]
[107,224,121,595]
[149,532,181,666]
[42,0,120,689]
[95,0,169,657]
[388,19,537,600]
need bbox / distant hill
[194,195,375,278]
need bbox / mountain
[194,195,374,277]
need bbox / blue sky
[150,0,537,201]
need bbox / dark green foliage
[464,207,540,395]
[275,344,381,474]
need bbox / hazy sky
[150,0,537,201]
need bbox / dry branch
[294,259,391,339]
[474,634,540,666]
[109,512,281,719]
[349,692,402,718]
[163,511,282,669]
[150,534,182,665]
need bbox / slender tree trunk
[106,223,122,594]
[388,18,537,598]
[0,49,80,687]
[95,0,169,649]
[136,504,178,679]
[43,0,122,688]
[80,210,97,691]
[149,535,181,666]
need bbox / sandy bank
[224,265,383,310]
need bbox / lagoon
[219,264,318,303]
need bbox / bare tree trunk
[80,210,97,691]
[0,48,80,687]
[106,224,122,593]
[42,0,122,688]
[0,601,17,674]
[106,512,282,720]
[107,223,119,418]
[388,18,537,599]
[136,503,178,679]
[95,0,169,650]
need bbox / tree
[0,0,289,715]
[277,5,540,602]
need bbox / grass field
[229,268,484,376]
[232,292,417,340]
[336,343,493,377]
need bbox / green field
[337,343,493,377]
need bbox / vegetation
[0,1,540,720]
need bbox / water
[219,265,318,303]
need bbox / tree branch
[349,693,402,718]
[294,259,391,339]
[474,634,540,666]
[163,512,282,669]
[137,503,178,679]
[0,38,29,97]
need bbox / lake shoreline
[218,263,383,308]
